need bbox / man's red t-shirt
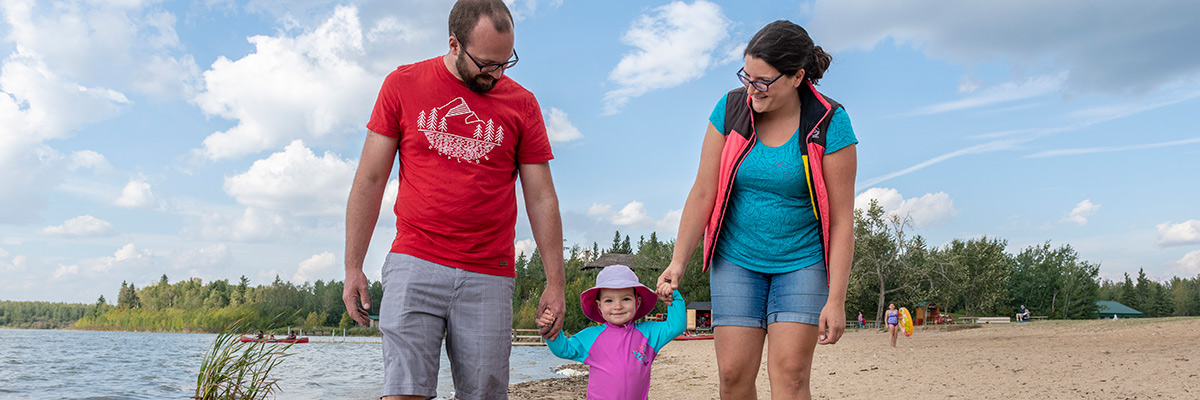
[366,57,553,277]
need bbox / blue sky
[3,0,1199,303]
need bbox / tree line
[846,200,1200,322]
[4,205,1199,333]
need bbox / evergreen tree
[609,231,622,254]
[620,235,632,254]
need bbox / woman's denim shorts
[710,255,829,328]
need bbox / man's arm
[343,131,398,326]
[518,161,566,340]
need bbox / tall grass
[194,321,293,399]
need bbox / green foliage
[932,237,1012,316]
[0,301,91,329]
[1008,242,1100,319]
[194,320,292,400]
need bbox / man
[342,1,566,398]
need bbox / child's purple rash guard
[545,290,686,400]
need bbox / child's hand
[536,308,555,329]
[656,282,674,298]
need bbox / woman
[655,20,857,399]
[886,303,899,348]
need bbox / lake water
[0,329,571,399]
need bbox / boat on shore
[675,331,713,341]
[238,336,309,344]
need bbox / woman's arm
[817,143,857,345]
[655,123,726,304]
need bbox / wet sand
[509,317,1200,399]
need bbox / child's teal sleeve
[640,290,687,351]
[545,325,602,363]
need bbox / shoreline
[508,317,1200,399]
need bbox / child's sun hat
[580,264,658,324]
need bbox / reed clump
[194,321,293,400]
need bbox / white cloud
[587,203,613,216]
[193,6,378,160]
[1062,199,1099,226]
[52,264,79,279]
[113,178,156,208]
[1,0,199,99]
[543,107,583,143]
[194,207,292,242]
[40,215,115,237]
[1158,220,1200,247]
[504,0,564,21]
[1028,136,1200,158]
[0,248,27,272]
[1171,250,1200,277]
[854,188,957,228]
[294,251,336,284]
[175,244,232,270]
[224,140,356,216]
[908,74,1065,116]
[91,243,153,273]
[378,179,399,226]
[612,202,654,226]
[603,0,730,114]
[588,201,681,232]
[515,238,536,258]
[68,150,112,172]
[805,0,1200,96]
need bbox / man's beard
[455,54,498,94]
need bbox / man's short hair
[448,0,514,47]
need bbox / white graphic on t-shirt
[417,97,504,163]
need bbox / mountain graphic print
[416,97,505,163]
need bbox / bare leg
[766,322,819,400]
[715,326,767,400]
[888,324,898,348]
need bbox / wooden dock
[512,329,546,346]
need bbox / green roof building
[1096,300,1143,319]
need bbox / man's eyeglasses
[458,38,518,73]
[737,67,784,92]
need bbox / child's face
[596,287,639,326]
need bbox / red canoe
[675,332,714,341]
[238,336,309,344]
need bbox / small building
[913,301,942,325]
[686,301,712,331]
[583,253,640,271]
[1096,300,1143,319]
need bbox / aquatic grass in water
[194,321,294,400]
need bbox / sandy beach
[509,317,1200,399]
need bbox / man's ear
[448,36,460,56]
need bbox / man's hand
[342,270,372,326]
[655,263,685,305]
[537,284,566,340]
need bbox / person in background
[886,303,900,348]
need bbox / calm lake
[0,329,570,399]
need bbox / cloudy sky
[3,0,1199,303]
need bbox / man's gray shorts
[379,253,514,399]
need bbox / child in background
[538,264,686,400]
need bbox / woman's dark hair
[744,20,832,85]
[448,0,513,48]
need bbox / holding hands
[655,262,685,305]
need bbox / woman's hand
[655,262,686,305]
[817,301,846,345]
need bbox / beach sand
[509,317,1200,399]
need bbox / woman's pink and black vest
[701,81,843,285]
